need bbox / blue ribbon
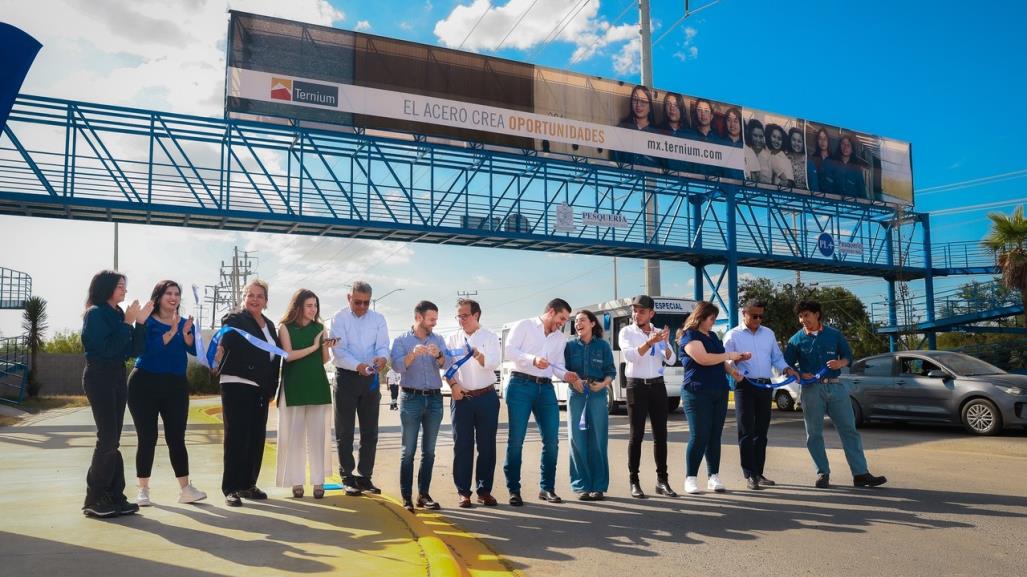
[650,340,668,375]
[578,385,590,430]
[444,341,475,381]
[743,366,831,389]
[206,325,289,368]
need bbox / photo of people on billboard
[744,110,806,188]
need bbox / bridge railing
[870,278,1020,329]
[0,336,29,405]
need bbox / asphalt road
[367,396,1027,577]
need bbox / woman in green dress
[276,289,337,498]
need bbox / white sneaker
[707,474,726,493]
[684,476,701,494]
[178,483,208,504]
[136,486,152,507]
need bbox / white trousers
[275,393,333,487]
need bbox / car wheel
[775,390,794,411]
[961,398,1003,435]
[850,397,864,428]
[667,396,681,413]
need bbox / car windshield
[930,352,1005,376]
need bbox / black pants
[334,369,381,479]
[82,359,128,507]
[220,382,269,495]
[626,380,669,480]
[735,380,773,479]
[389,384,399,403]
[128,368,190,478]
[451,388,500,497]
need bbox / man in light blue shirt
[390,300,451,512]
[330,281,390,496]
[724,300,797,490]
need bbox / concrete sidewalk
[0,397,517,577]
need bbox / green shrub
[186,362,219,395]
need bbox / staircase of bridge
[0,336,29,405]
[0,267,31,309]
[872,278,1023,335]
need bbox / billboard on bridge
[225,11,913,207]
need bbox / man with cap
[617,295,677,498]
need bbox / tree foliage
[983,205,1027,328]
[738,278,886,360]
[21,296,48,396]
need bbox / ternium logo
[269,77,338,107]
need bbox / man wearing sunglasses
[330,281,390,496]
[724,300,797,490]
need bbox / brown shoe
[458,495,473,508]
[476,492,499,506]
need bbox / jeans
[451,388,500,497]
[334,369,381,480]
[127,368,190,478]
[399,391,444,498]
[626,380,669,480]
[734,380,773,479]
[567,387,609,493]
[83,359,128,507]
[504,377,560,493]
[799,382,869,476]
[682,384,729,477]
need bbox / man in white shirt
[617,295,677,499]
[386,368,401,410]
[503,298,581,506]
[724,300,798,490]
[330,281,389,496]
[445,298,502,508]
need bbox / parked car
[773,381,802,412]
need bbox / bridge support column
[692,195,704,302]
[921,213,938,350]
[726,186,738,328]
[885,224,898,352]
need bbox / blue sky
[1,0,1025,340]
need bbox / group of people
[745,121,870,198]
[79,270,886,519]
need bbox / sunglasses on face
[747,314,763,319]
[351,299,370,306]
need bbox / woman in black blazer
[215,279,282,507]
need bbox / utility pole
[113,222,119,270]
[640,0,661,297]
[456,290,478,300]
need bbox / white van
[500,297,697,414]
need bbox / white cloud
[673,25,699,62]
[434,0,639,71]
[355,19,372,31]
[612,37,641,76]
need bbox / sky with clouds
[2,0,1026,341]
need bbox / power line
[917,167,1027,196]
[457,1,492,50]
[529,0,592,58]
[494,0,542,52]
[573,0,635,61]
[928,197,1026,217]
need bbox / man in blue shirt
[724,300,797,490]
[784,300,887,489]
[391,300,452,512]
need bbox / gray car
[842,351,1027,435]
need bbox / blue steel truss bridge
[0,94,1007,349]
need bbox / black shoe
[590,491,605,501]
[390,403,398,411]
[815,473,831,489]
[630,482,646,499]
[577,492,595,501]
[82,496,118,518]
[402,497,415,512]
[357,477,382,495]
[853,473,888,488]
[508,492,524,507]
[116,497,140,515]
[538,490,563,503]
[746,477,762,490]
[756,475,776,487]
[342,476,363,496]
[238,486,268,500]
[417,493,441,510]
[225,492,243,507]
[655,480,678,498]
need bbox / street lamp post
[373,288,404,309]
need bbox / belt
[511,371,552,384]
[402,387,441,395]
[817,378,840,384]
[460,385,496,398]
[338,368,373,378]
[745,377,773,385]
[627,377,665,386]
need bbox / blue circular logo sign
[817,232,835,257]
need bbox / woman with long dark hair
[563,309,616,501]
[276,288,335,499]
[81,270,151,518]
[129,280,207,507]
[216,279,282,507]
[678,301,750,495]
[786,127,809,189]
[765,123,795,187]
[809,127,832,191]
[613,85,661,167]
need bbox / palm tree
[21,296,48,396]
[983,205,1027,328]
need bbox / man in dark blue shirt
[784,300,887,489]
